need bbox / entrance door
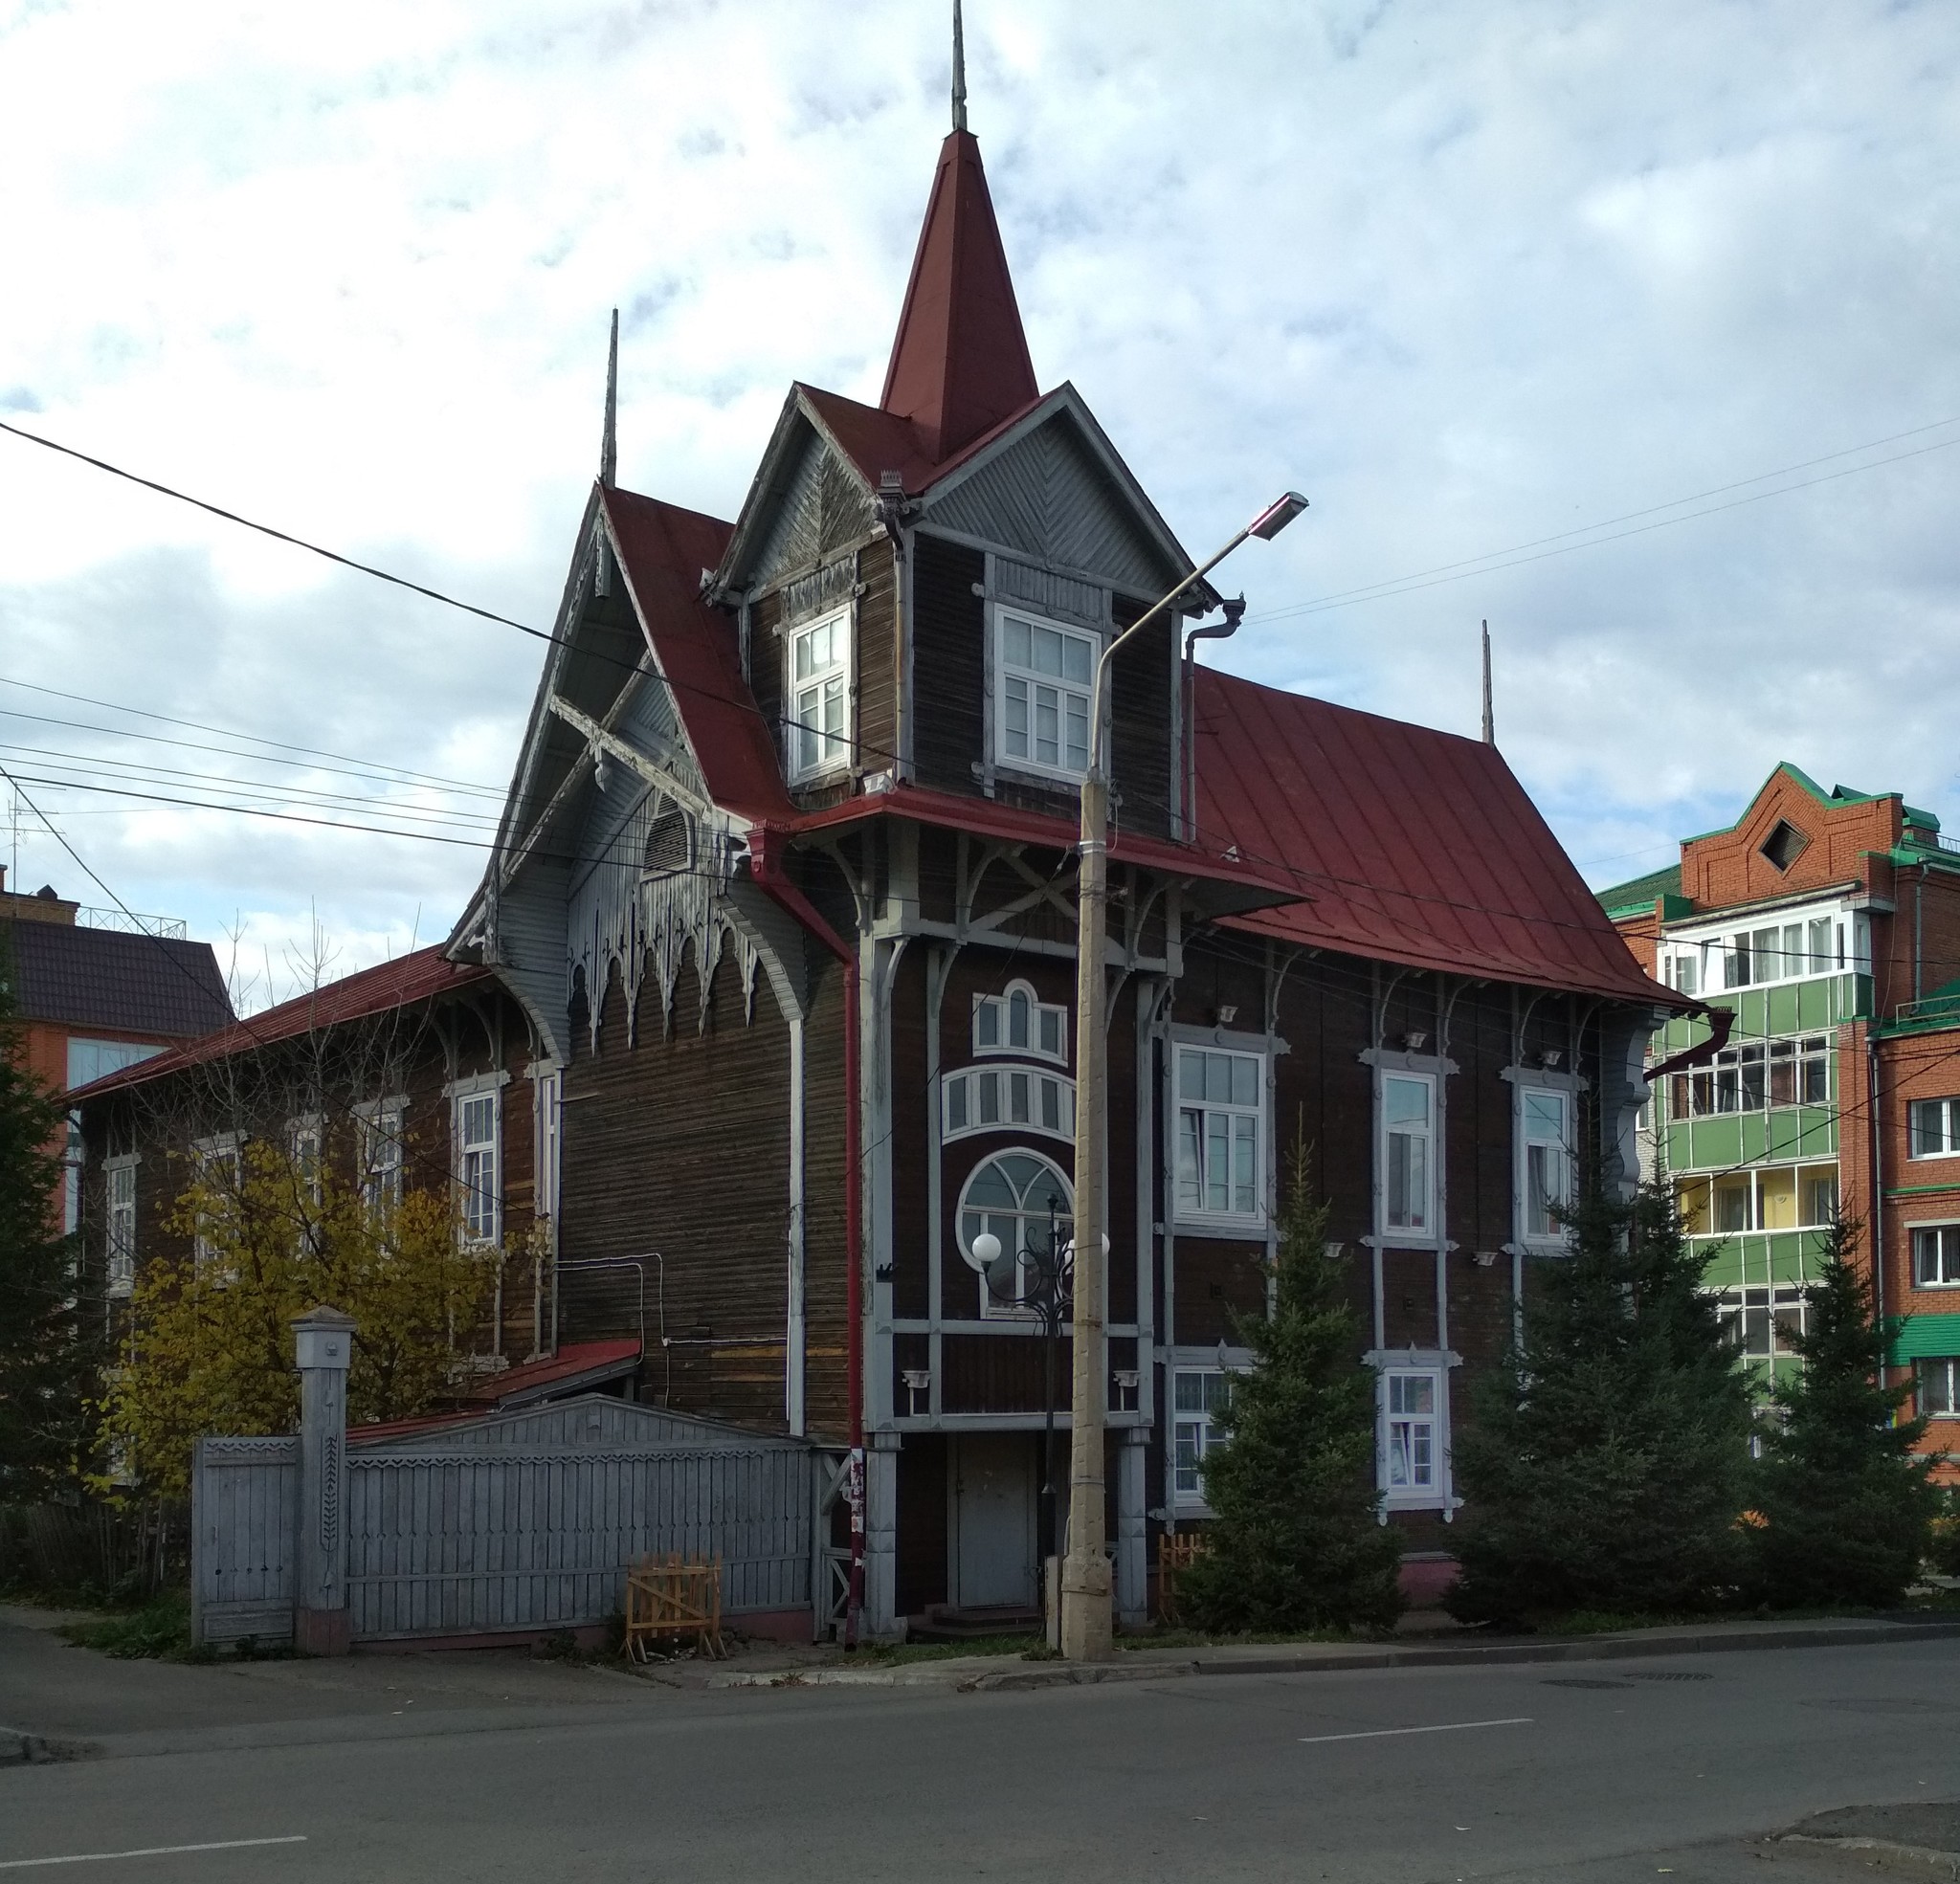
[950,1433,1036,1610]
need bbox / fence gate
[190,1435,298,1646]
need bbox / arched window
[956,1151,1072,1311]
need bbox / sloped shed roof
[68,944,490,1101]
[1193,668,1680,1005]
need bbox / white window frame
[1378,1069,1437,1244]
[953,1147,1074,1320]
[1174,1044,1267,1229]
[1517,1083,1573,1248]
[288,1114,323,1208]
[787,606,852,783]
[1910,1097,1960,1161]
[1714,1283,1809,1360]
[972,979,1068,1064]
[940,1066,1076,1145]
[1911,1221,1960,1289]
[355,1097,407,1218]
[1662,903,1858,994]
[1918,1357,1960,1417]
[533,1065,563,1228]
[991,605,1099,783]
[189,1131,243,1272]
[1372,1354,1453,1510]
[1170,1351,1248,1515]
[450,1076,502,1247]
[104,1153,138,1298]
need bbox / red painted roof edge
[67,945,494,1103]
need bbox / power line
[1248,421,1960,624]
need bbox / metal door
[951,1433,1036,1609]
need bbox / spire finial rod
[600,307,619,490]
[951,0,968,131]
[1481,619,1495,745]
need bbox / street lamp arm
[1085,494,1306,776]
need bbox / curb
[962,1619,1960,1693]
[1,1726,101,1765]
[1779,1834,1960,1875]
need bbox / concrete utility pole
[1059,490,1307,1661]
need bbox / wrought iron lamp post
[971,1214,1072,1569]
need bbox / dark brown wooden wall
[560,945,793,1430]
[1109,591,1173,843]
[911,533,986,794]
[856,538,898,782]
[801,957,852,1442]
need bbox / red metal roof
[600,487,797,824]
[347,1340,644,1444]
[1192,667,1681,1004]
[880,128,1039,463]
[797,382,1051,499]
[66,944,493,1101]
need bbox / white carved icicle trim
[567,784,762,1048]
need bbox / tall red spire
[880,127,1039,465]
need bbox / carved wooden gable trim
[746,426,878,596]
[921,411,1176,595]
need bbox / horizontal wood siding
[911,534,986,795]
[802,960,852,1443]
[560,946,792,1430]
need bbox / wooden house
[446,103,1682,1637]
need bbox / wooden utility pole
[1060,492,1307,1659]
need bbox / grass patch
[1117,1624,1378,1651]
[56,1590,291,1664]
[855,1633,1045,1665]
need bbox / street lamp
[1058,489,1308,1663]
[971,1216,1073,1592]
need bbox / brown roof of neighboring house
[66,943,490,1102]
[2,919,232,1043]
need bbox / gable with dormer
[1680,765,1908,912]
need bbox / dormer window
[995,608,1096,781]
[974,979,1067,1062]
[789,609,851,782]
[1759,819,1809,873]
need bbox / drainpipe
[749,823,864,1648]
[1643,1001,1735,1088]
[1180,597,1244,842]
[1869,1028,1886,1388]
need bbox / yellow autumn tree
[101,1138,503,1498]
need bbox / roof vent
[1760,819,1809,873]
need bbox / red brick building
[1600,765,1960,1474]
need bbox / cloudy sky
[2,0,1955,1008]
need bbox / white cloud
[1,0,1955,978]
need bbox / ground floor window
[1383,1370,1438,1493]
[1172,1368,1234,1509]
[1919,1358,1960,1416]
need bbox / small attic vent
[1760,819,1809,873]
[643,809,692,884]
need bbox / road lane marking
[0,1837,307,1870]
[1299,1717,1533,1744]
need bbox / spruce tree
[0,934,96,1500]
[1177,1141,1405,1633]
[1747,1218,1938,1609]
[1448,1180,1754,1625]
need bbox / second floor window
[456,1090,500,1244]
[974,981,1066,1061]
[1669,1034,1829,1119]
[1911,1097,1960,1159]
[996,610,1095,780]
[106,1158,137,1297]
[1520,1088,1571,1240]
[1914,1224,1960,1287]
[1381,1073,1435,1236]
[359,1103,405,1217]
[789,610,850,780]
[1176,1047,1263,1222]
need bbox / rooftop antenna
[1481,619,1495,745]
[600,307,619,490]
[951,0,969,131]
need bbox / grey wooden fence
[191,1435,300,1646]
[190,1394,823,1648]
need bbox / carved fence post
[292,1305,356,1655]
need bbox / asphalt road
[5,1636,1960,1881]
